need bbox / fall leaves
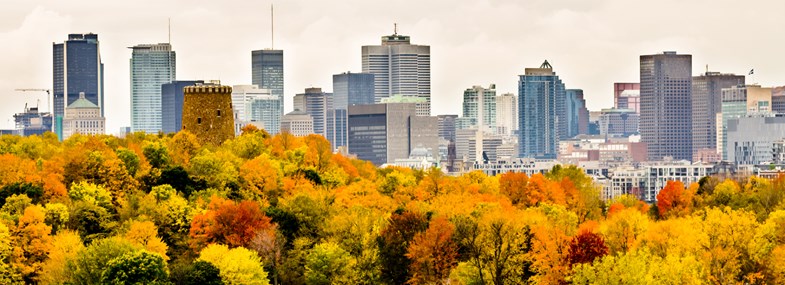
[3,130,785,284]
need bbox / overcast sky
[2,0,784,133]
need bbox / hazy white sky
[2,0,784,133]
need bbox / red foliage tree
[189,196,273,250]
[567,231,608,267]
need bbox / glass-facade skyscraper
[518,61,566,159]
[332,72,375,149]
[362,33,430,112]
[462,84,497,132]
[161,80,203,134]
[691,72,744,161]
[130,43,176,133]
[251,50,283,129]
[53,33,104,139]
[231,85,281,135]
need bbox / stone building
[182,84,235,146]
[62,92,105,140]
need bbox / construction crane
[14,89,51,113]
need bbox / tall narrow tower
[640,51,692,161]
[130,43,176,133]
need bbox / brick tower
[182,84,235,145]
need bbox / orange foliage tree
[405,217,458,284]
[189,196,274,250]
[656,181,694,219]
[499,172,529,206]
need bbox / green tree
[69,237,139,285]
[101,250,169,285]
[116,148,141,177]
[305,242,353,285]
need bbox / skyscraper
[53,33,104,139]
[640,52,692,161]
[161,80,204,134]
[362,31,430,111]
[495,93,518,136]
[231,85,281,135]
[251,49,284,130]
[293,88,334,144]
[347,103,437,165]
[691,72,744,161]
[565,89,590,138]
[130,43,176,133]
[462,85,497,132]
[518,60,566,159]
[332,72,375,148]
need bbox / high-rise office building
[462,85,497,132]
[53,33,104,139]
[719,84,772,159]
[362,32,430,112]
[437,115,458,143]
[231,85,280,135]
[495,93,518,136]
[331,72,375,148]
[381,94,430,117]
[251,49,284,127]
[518,60,566,159]
[161,80,204,134]
[130,43,176,133]
[691,72,744,161]
[566,89,590,138]
[640,52,692,161]
[347,103,437,165]
[293,88,334,144]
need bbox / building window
[197,117,202,124]
[217,109,222,117]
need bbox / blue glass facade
[161,80,203,134]
[518,63,565,159]
[331,72,374,149]
[251,50,283,115]
[53,33,104,139]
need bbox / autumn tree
[405,217,458,284]
[11,205,52,283]
[568,231,608,267]
[189,197,274,250]
[656,180,694,219]
[499,172,528,206]
[304,241,354,285]
[198,244,270,285]
[39,230,84,285]
[377,210,429,285]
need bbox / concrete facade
[362,33,430,110]
[691,72,744,162]
[640,51,692,161]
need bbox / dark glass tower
[53,33,104,139]
[161,80,204,134]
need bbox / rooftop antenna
[394,23,397,35]
[168,18,171,44]
[271,4,274,49]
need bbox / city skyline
[2,1,785,132]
